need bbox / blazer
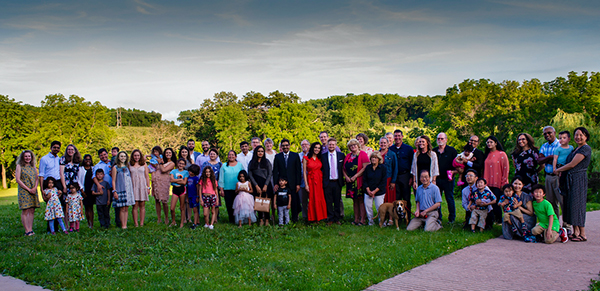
[321,151,345,188]
[465,148,485,177]
[273,151,302,189]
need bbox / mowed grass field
[0,187,525,290]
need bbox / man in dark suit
[464,135,484,182]
[321,138,345,225]
[273,139,302,223]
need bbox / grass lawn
[3,186,595,290]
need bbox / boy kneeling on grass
[531,184,568,243]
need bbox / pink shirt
[483,150,509,188]
[199,179,218,195]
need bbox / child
[187,164,201,229]
[66,183,84,232]
[468,178,496,232]
[43,177,68,234]
[553,130,574,173]
[146,147,163,173]
[170,159,189,228]
[92,169,111,229]
[497,184,526,233]
[110,147,119,167]
[531,184,568,243]
[199,166,219,229]
[450,144,474,186]
[233,170,256,227]
[274,178,291,226]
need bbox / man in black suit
[464,135,484,182]
[321,138,345,225]
[273,139,302,223]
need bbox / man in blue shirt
[92,148,118,227]
[38,141,62,233]
[537,126,564,227]
[407,170,443,232]
[389,129,414,215]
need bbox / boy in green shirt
[531,184,568,243]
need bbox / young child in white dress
[233,170,257,227]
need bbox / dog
[378,200,410,230]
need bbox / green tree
[262,103,323,152]
[215,104,248,153]
[0,95,31,188]
[27,94,113,162]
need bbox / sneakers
[203,224,209,228]
[559,227,568,243]
[190,224,197,230]
[511,225,517,233]
[447,170,454,180]
[208,225,214,230]
[457,180,465,186]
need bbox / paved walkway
[368,210,600,291]
[0,276,46,290]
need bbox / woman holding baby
[483,136,510,223]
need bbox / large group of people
[16,126,592,243]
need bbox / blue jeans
[436,179,455,222]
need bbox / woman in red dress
[303,142,328,223]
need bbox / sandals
[24,231,35,236]
[572,235,587,242]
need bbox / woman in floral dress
[511,133,540,193]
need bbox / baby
[497,184,525,233]
[449,144,474,186]
[145,147,163,173]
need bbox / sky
[1,0,599,121]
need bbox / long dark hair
[483,135,504,160]
[163,148,178,164]
[201,166,218,194]
[63,144,82,164]
[512,133,538,156]
[82,154,94,168]
[307,142,322,159]
[178,145,193,165]
[249,145,268,170]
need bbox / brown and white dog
[377,200,410,230]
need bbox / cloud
[488,0,600,16]
[134,0,159,15]
[215,13,251,26]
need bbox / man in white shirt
[38,141,62,232]
[237,141,252,171]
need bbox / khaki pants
[532,224,559,244]
[469,209,488,229]
[407,210,442,232]
[502,209,524,223]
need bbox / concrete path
[368,210,600,291]
[0,276,46,290]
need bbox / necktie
[330,153,337,179]
[284,153,288,167]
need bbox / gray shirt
[415,183,442,211]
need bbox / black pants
[489,187,503,223]
[224,190,237,224]
[437,179,456,222]
[395,172,412,214]
[300,187,309,222]
[324,181,342,222]
[97,204,110,228]
[290,187,301,223]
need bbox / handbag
[254,193,271,212]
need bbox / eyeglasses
[437,137,445,140]
[465,174,475,177]
[518,138,526,141]
[469,140,479,143]
[543,132,554,135]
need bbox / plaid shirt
[540,139,560,174]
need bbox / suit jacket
[321,151,345,188]
[273,151,302,189]
[465,148,485,177]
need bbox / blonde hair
[347,138,360,148]
[17,150,37,167]
[370,151,384,164]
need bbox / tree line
[2,71,600,191]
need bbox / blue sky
[1,0,599,120]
